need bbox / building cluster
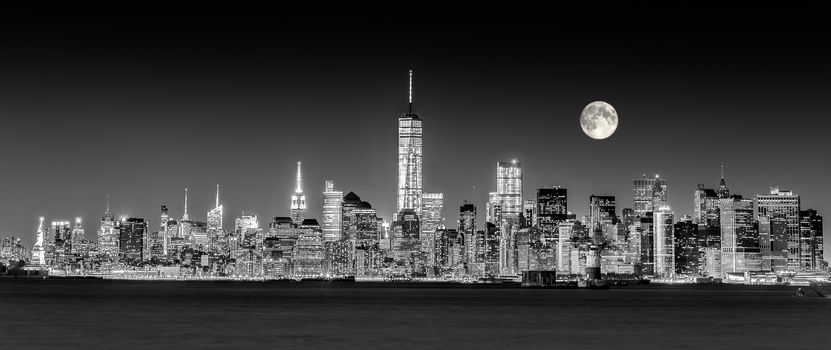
[1,71,826,282]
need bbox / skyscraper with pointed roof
[397,69,423,215]
[208,184,223,237]
[717,164,730,199]
[291,161,307,225]
[98,196,118,262]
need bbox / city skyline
[3,5,830,350]
[1,4,829,255]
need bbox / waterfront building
[799,209,824,270]
[758,215,788,272]
[674,216,702,276]
[1,236,27,263]
[720,195,760,276]
[653,206,675,278]
[755,188,800,271]
[293,220,325,277]
[482,222,500,277]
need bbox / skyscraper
[291,162,307,225]
[70,217,84,255]
[392,208,421,260]
[160,205,169,233]
[98,198,117,262]
[755,188,800,271]
[633,174,667,217]
[118,218,147,265]
[693,185,719,225]
[322,180,343,242]
[493,160,523,226]
[459,202,477,264]
[653,206,675,278]
[673,216,701,276]
[397,69,423,214]
[721,195,760,275]
[588,195,616,241]
[798,209,823,270]
[207,184,223,237]
[421,192,444,236]
[522,199,536,228]
[536,187,567,233]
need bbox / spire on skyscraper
[216,184,220,208]
[408,69,413,115]
[295,161,303,194]
[718,164,730,198]
[183,187,189,221]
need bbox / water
[1,280,829,349]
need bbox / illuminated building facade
[290,162,307,226]
[720,196,760,275]
[633,174,667,217]
[653,206,674,278]
[207,184,223,239]
[673,216,702,276]
[322,180,343,241]
[537,187,567,240]
[421,192,443,236]
[459,203,476,264]
[392,208,420,260]
[98,201,118,262]
[494,160,523,226]
[118,218,147,265]
[397,70,423,214]
[798,209,823,270]
[588,195,616,241]
[755,188,800,271]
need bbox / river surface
[0,280,828,349]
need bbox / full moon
[580,101,618,140]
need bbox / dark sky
[1,3,828,256]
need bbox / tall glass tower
[397,70,423,215]
[653,205,675,278]
[494,160,523,225]
[322,180,343,242]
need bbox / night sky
[1,4,828,258]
